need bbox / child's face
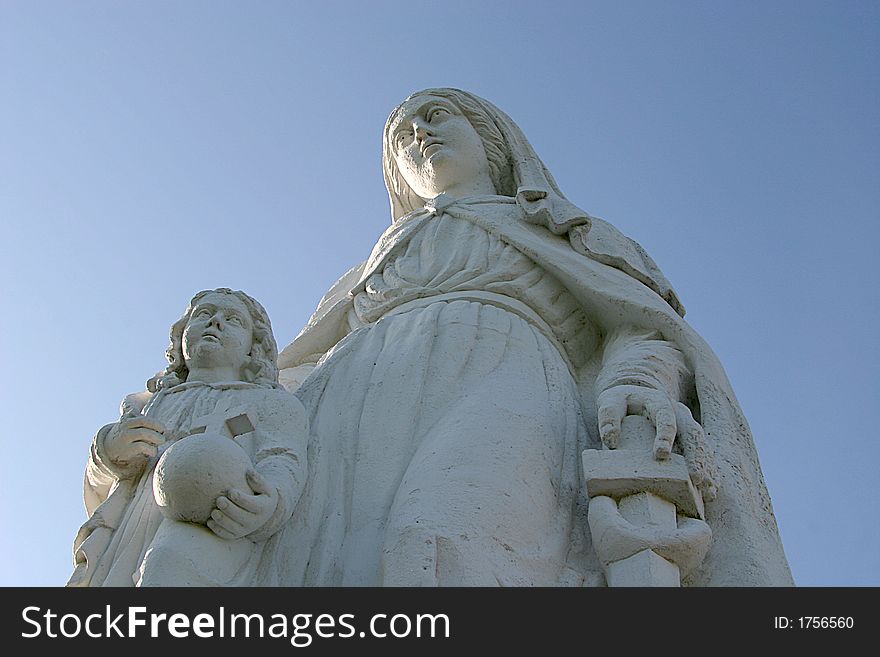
[182,292,254,375]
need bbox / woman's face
[388,95,493,199]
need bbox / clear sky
[1,0,877,586]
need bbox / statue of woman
[69,288,308,586]
[278,89,792,586]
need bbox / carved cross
[188,402,255,440]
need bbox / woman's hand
[597,384,717,501]
[597,384,678,458]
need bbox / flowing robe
[278,196,793,586]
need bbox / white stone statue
[68,288,308,586]
[277,88,792,586]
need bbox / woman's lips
[423,142,443,157]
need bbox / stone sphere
[153,432,252,524]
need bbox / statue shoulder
[118,390,153,417]
[278,261,366,369]
[313,262,366,319]
[569,218,685,317]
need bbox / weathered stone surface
[69,89,792,587]
[272,89,792,586]
[68,289,307,587]
[607,548,680,587]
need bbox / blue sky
[1,0,877,586]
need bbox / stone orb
[153,432,252,524]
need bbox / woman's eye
[396,132,412,148]
[228,316,243,326]
[195,310,211,319]
[429,108,449,121]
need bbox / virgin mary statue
[274,88,792,586]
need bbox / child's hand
[103,417,166,478]
[207,470,279,540]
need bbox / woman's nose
[208,313,224,329]
[413,118,431,141]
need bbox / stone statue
[68,288,308,586]
[277,88,792,586]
